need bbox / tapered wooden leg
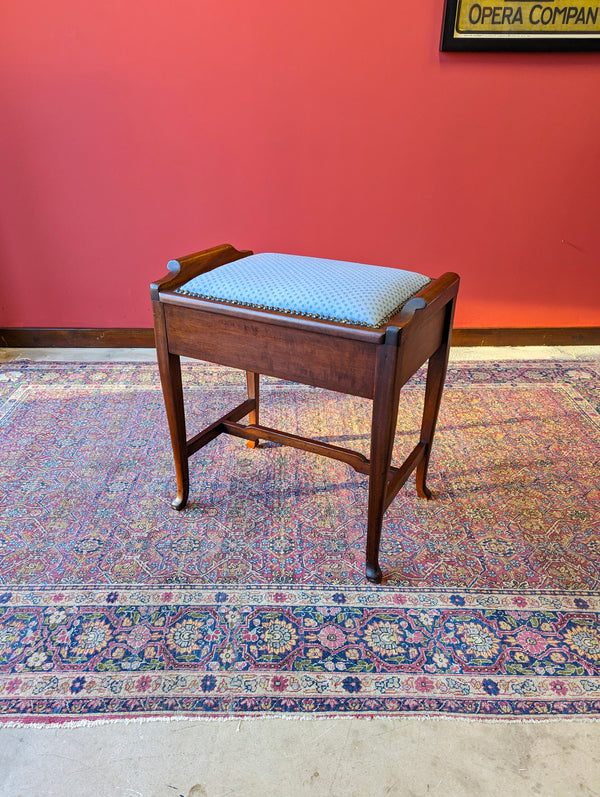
[153,303,189,510]
[415,347,448,499]
[415,302,455,500]
[245,371,260,449]
[366,329,403,584]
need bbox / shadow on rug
[0,359,599,722]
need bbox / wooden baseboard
[451,328,600,346]
[0,328,155,348]
[1,327,599,348]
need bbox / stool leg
[366,330,402,584]
[245,371,260,449]
[153,304,189,510]
[415,346,449,499]
[415,301,454,500]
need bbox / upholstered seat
[151,245,459,584]
[174,252,431,328]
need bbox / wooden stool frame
[151,245,459,584]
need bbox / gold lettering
[456,0,600,34]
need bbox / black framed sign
[441,0,600,50]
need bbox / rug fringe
[3,712,600,729]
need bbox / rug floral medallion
[1,359,599,723]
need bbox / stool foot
[366,563,383,584]
[416,477,433,500]
[171,491,189,511]
[416,460,433,500]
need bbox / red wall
[2,0,599,329]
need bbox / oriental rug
[0,358,599,723]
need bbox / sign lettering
[455,0,600,35]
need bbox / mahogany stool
[151,245,459,583]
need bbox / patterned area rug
[1,359,599,722]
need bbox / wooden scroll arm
[150,244,253,301]
[385,272,461,331]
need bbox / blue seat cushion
[174,253,431,328]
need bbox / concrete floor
[2,346,600,797]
